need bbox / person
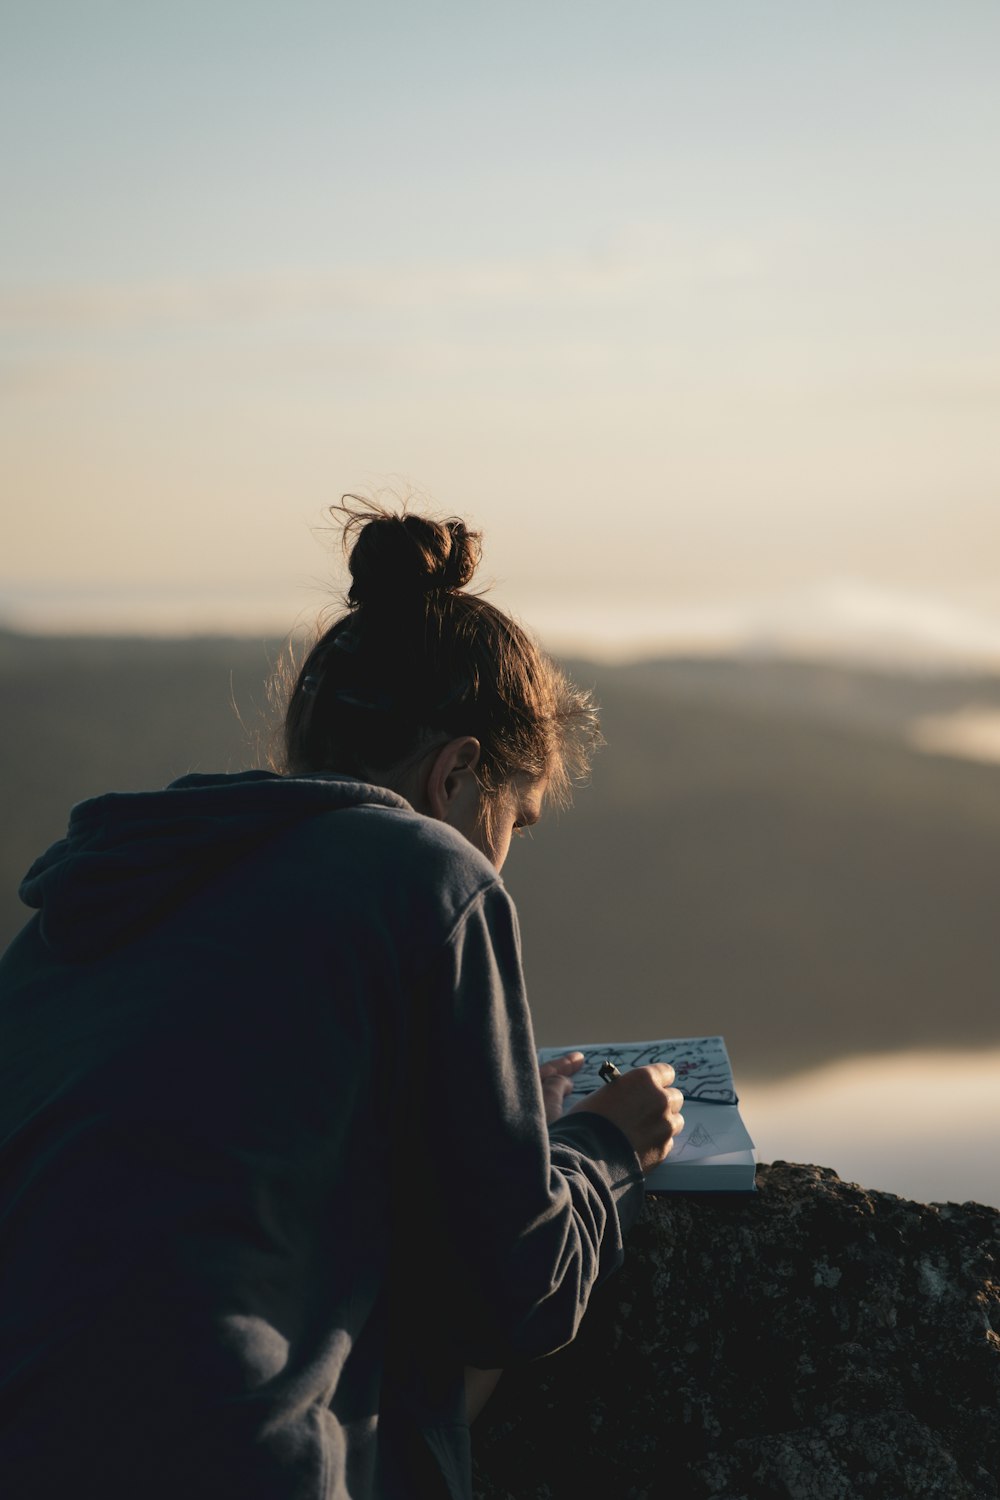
[0,503,685,1500]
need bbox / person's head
[281,498,600,869]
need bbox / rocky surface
[472,1163,1000,1500]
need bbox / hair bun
[345,508,482,607]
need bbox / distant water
[517,578,1000,674]
[907,708,1000,766]
[741,1049,1000,1209]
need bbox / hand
[567,1063,685,1174]
[538,1051,586,1124]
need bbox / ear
[424,736,482,822]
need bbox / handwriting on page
[540,1035,737,1105]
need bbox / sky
[3,1,1000,659]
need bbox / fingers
[584,1063,686,1173]
[548,1059,685,1164]
[653,1074,685,1144]
[540,1071,575,1124]
[539,1054,587,1125]
[627,1068,682,1107]
[658,1079,685,1158]
[538,1051,586,1080]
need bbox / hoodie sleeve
[409,881,645,1370]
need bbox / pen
[598,1060,621,1084]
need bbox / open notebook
[538,1034,756,1192]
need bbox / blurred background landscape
[2,629,998,1206]
[3,3,999,1206]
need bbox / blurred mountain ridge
[2,632,998,1080]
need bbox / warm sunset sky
[3,2,999,658]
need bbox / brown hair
[281,498,599,811]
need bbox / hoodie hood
[19,771,410,962]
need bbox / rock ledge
[473,1163,1000,1500]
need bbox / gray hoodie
[0,771,643,1499]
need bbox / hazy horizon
[8,574,1000,678]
